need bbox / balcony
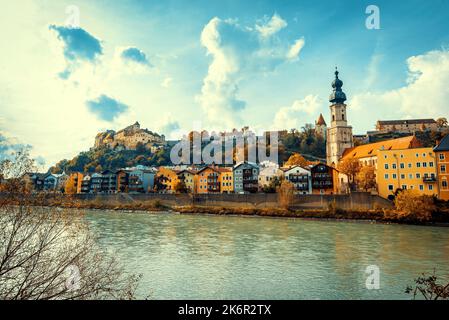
[423,176,437,183]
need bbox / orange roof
[341,136,421,161]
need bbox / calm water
[85,211,449,300]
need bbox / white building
[281,165,312,194]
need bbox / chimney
[436,139,441,147]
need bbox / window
[402,185,407,190]
[416,173,421,179]
[384,174,389,179]
[401,174,405,179]
[439,154,445,160]
[422,153,426,157]
[393,174,397,179]
[419,185,424,191]
[388,185,394,191]
[443,180,448,189]
[429,185,433,191]
[423,162,427,168]
[392,163,397,169]
[409,174,413,179]
[429,162,434,167]
[384,155,387,159]
[400,163,405,169]
[442,165,447,173]
[385,164,389,170]
[417,162,421,168]
[408,163,412,168]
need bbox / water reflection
[85,212,449,300]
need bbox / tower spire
[329,67,346,104]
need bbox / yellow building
[434,135,449,201]
[177,169,197,193]
[196,166,220,194]
[67,172,84,194]
[156,167,179,193]
[377,147,438,199]
[218,167,233,193]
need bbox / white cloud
[272,95,322,130]
[161,77,173,88]
[197,16,305,129]
[286,38,305,60]
[256,14,287,39]
[350,49,449,120]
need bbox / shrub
[277,180,295,210]
[394,189,436,221]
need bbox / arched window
[342,113,345,120]
[332,115,335,121]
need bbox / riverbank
[3,194,449,225]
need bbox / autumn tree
[356,165,376,191]
[337,158,361,190]
[64,176,77,194]
[174,180,188,193]
[394,189,436,221]
[277,180,295,210]
[436,117,448,128]
[285,153,309,167]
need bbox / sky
[1,0,449,168]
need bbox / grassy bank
[174,205,449,225]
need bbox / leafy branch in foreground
[405,271,449,300]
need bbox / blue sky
[1,0,449,167]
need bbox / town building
[340,135,422,168]
[233,161,259,193]
[67,172,84,193]
[311,163,341,194]
[127,167,155,193]
[434,135,449,201]
[218,167,233,193]
[177,169,197,193]
[90,173,102,193]
[100,170,117,193]
[377,147,438,199]
[258,163,283,190]
[81,175,91,193]
[326,68,354,166]
[375,119,438,133]
[155,167,179,193]
[281,165,312,194]
[196,166,221,194]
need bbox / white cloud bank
[197,14,305,129]
[350,49,449,120]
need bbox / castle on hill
[94,122,166,151]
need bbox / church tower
[326,68,353,166]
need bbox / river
[85,210,449,299]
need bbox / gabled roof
[434,134,449,152]
[316,113,327,126]
[233,161,258,170]
[341,136,421,161]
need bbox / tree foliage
[394,189,436,221]
[356,165,376,191]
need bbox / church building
[326,68,354,166]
